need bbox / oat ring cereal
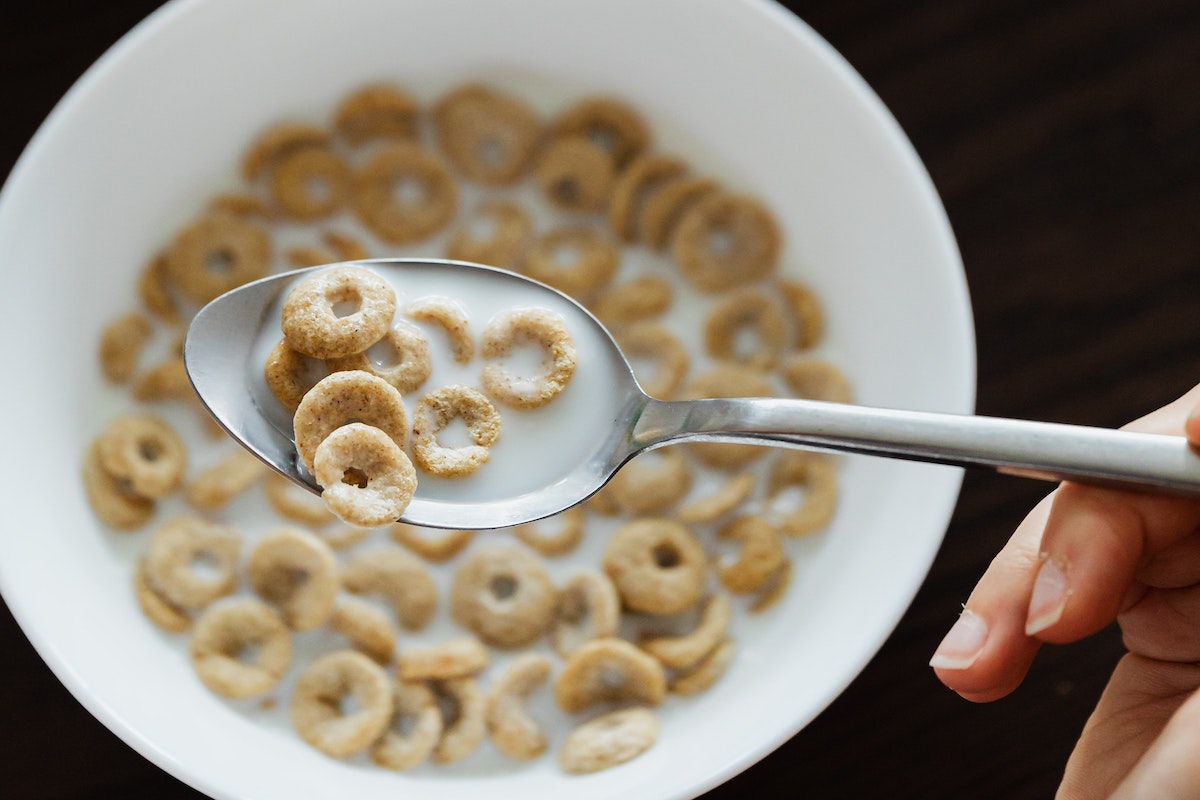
[602,518,707,615]
[145,516,241,610]
[673,192,781,292]
[166,211,272,305]
[411,385,501,478]
[431,677,486,764]
[352,142,459,244]
[398,636,489,682]
[607,154,686,242]
[328,596,396,664]
[334,83,419,145]
[370,680,442,771]
[607,448,693,516]
[615,321,690,399]
[554,638,666,713]
[190,598,292,699]
[522,227,620,298]
[781,356,853,405]
[444,200,532,269]
[551,570,621,658]
[433,85,542,186]
[404,296,475,364]
[95,413,187,499]
[342,546,438,631]
[291,650,394,759]
[512,506,585,558]
[485,653,552,761]
[535,135,615,213]
[450,544,556,648]
[559,707,659,775]
[589,274,674,329]
[717,514,786,594]
[82,441,155,531]
[269,147,350,221]
[388,524,475,563]
[767,451,839,537]
[326,320,432,396]
[640,593,732,670]
[241,121,330,182]
[99,312,151,384]
[480,308,578,410]
[313,423,418,527]
[292,370,409,474]
[263,471,335,526]
[554,97,650,168]
[703,286,791,369]
[280,265,397,360]
[639,174,718,250]
[247,527,339,631]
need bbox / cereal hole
[339,691,363,717]
[190,550,227,582]
[598,665,627,690]
[365,336,402,368]
[391,176,429,207]
[706,229,736,258]
[137,438,163,462]
[652,543,681,569]
[731,325,762,360]
[769,485,809,516]
[203,247,235,274]
[436,415,474,449]
[235,641,263,666]
[551,178,580,206]
[342,467,370,488]
[303,175,332,204]
[476,137,507,168]
[490,574,518,601]
[551,240,582,267]
[330,298,361,319]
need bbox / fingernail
[1026,557,1070,635]
[929,609,988,670]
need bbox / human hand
[930,383,1200,799]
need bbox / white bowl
[0,0,974,798]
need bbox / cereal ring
[328,596,396,663]
[397,636,489,681]
[480,308,577,410]
[280,265,397,360]
[615,321,689,399]
[749,559,792,614]
[431,677,486,764]
[285,245,336,269]
[444,200,532,269]
[676,471,756,524]
[608,155,686,242]
[559,707,658,775]
[99,312,152,384]
[534,135,615,212]
[780,357,853,404]
[672,192,781,292]
[326,320,432,396]
[780,279,825,349]
[608,449,693,516]
[370,680,442,771]
[585,481,622,516]
[138,251,180,324]
[411,385,501,478]
[522,227,620,298]
[640,594,731,670]
[342,546,438,631]
[681,364,775,469]
[717,515,785,594]
[589,275,673,329]
[269,147,350,221]
[554,638,666,713]
[190,598,291,699]
[404,296,475,364]
[263,472,336,527]
[313,423,418,527]
[184,448,267,510]
[512,506,585,558]
[553,97,649,168]
[145,516,240,610]
[450,544,556,648]
[96,414,187,499]
[323,230,370,262]
[485,653,552,761]
[293,370,409,474]
[602,518,706,615]
[388,524,475,563]
[291,650,393,759]
[166,211,271,305]
[551,570,620,658]
[263,339,328,414]
[248,527,339,631]
[209,192,274,220]
[352,142,459,244]
[766,451,838,537]
[432,84,542,186]
[668,638,735,697]
[703,286,791,369]
[334,83,419,145]
[134,558,190,633]
[640,175,719,250]
[82,441,155,530]
[131,356,191,402]
[242,121,330,182]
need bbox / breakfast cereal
[444,200,532,268]
[640,593,731,670]
[554,638,666,713]
[290,649,393,758]
[351,142,459,243]
[534,136,615,213]
[292,371,409,474]
[247,527,339,631]
[715,514,786,594]
[607,154,686,242]
[484,653,552,761]
[404,295,475,364]
[558,707,658,774]
[144,516,240,610]
[314,423,418,527]
[450,544,556,648]
[432,84,542,186]
[95,414,187,499]
[334,83,419,146]
[672,192,781,292]
[280,264,396,359]
[269,146,350,221]
[396,636,489,681]
[190,597,292,699]
[326,320,432,395]
[388,524,475,563]
[341,546,437,631]
[410,384,502,478]
[602,518,706,615]
[98,312,152,384]
[550,570,620,658]
[512,506,586,558]
[479,308,578,410]
[327,596,396,664]
[369,680,442,770]
[430,677,486,764]
[522,226,620,298]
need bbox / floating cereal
[766,451,838,537]
[99,312,152,384]
[681,364,775,469]
[780,357,853,404]
[450,544,556,648]
[247,527,339,631]
[602,518,706,615]
[553,97,649,168]
[673,192,780,292]
[370,680,442,770]
[589,275,673,329]
[323,230,370,261]
[134,558,190,633]
[444,200,532,269]
[432,84,542,186]
[669,639,735,696]
[82,441,155,531]
[703,286,790,369]
[523,227,620,297]
[334,83,419,145]
[144,516,240,610]
[513,506,585,558]
[326,320,432,395]
[554,638,666,713]
[397,636,489,681]
[184,448,267,510]
[485,653,552,761]
[615,321,689,399]
[96,414,187,499]
[431,677,486,764]
[749,559,792,614]
[263,339,327,414]
[411,385,501,478]
[535,136,615,212]
[608,155,686,242]
[131,356,191,403]
[551,570,620,658]
[640,594,731,670]
[313,423,418,527]
[291,650,393,759]
[137,251,180,324]
[640,175,718,250]
[269,147,350,221]
[280,265,396,360]
[242,121,330,182]
[292,370,409,474]
[342,546,438,631]
[328,596,396,663]
[389,524,475,563]
[608,449,693,516]
[166,211,271,305]
[263,471,335,526]
[190,598,291,699]
[676,471,756,524]
[404,295,475,364]
[352,142,458,244]
[559,707,658,774]
[780,279,825,349]
[285,245,336,269]
[480,308,577,410]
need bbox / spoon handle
[633,397,1200,495]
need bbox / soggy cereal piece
[184,448,267,510]
[209,192,274,220]
[370,680,442,770]
[450,544,556,648]
[608,155,686,242]
[352,142,459,244]
[248,527,339,631]
[749,559,792,614]
[242,121,331,182]
[280,265,396,360]
[673,192,781,292]
[335,83,419,145]
[590,275,673,329]
[554,638,666,713]
[389,524,475,563]
[432,84,542,186]
[640,594,731,670]
[559,707,658,775]
[166,211,271,305]
[327,320,432,396]
[766,451,838,537]
[676,471,756,524]
[444,200,532,269]
[397,636,489,681]
[513,506,585,558]
[134,558,190,633]
[191,598,291,699]
[608,449,693,516]
[780,279,825,349]
[615,321,689,399]
[323,230,370,262]
[329,596,397,663]
[535,136,615,213]
[602,518,706,615]
[137,251,180,324]
[263,339,328,413]
[640,175,719,250]
[263,472,336,526]
[780,356,853,404]
[669,638,735,696]
[681,364,775,469]
[313,423,418,527]
[552,570,620,658]
[291,650,393,759]
[704,286,791,369]
[431,677,486,764]
[82,441,155,530]
[131,356,191,402]
[144,516,240,610]
[98,312,152,384]
[480,308,577,410]
[292,370,409,474]
[523,227,620,298]
[270,146,350,221]
[485,653,552,761]
[404,295,475,364]
[342,546,437,631]
[553,97,649,168]
[411,385,501,478]
[716,515,785,594]
[96,414,187,499]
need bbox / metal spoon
[184,258,1200,529]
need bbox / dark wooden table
[3,1,1198,797]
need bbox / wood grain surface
[2,1,1198,797]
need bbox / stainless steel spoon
[184,258,1200,529]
